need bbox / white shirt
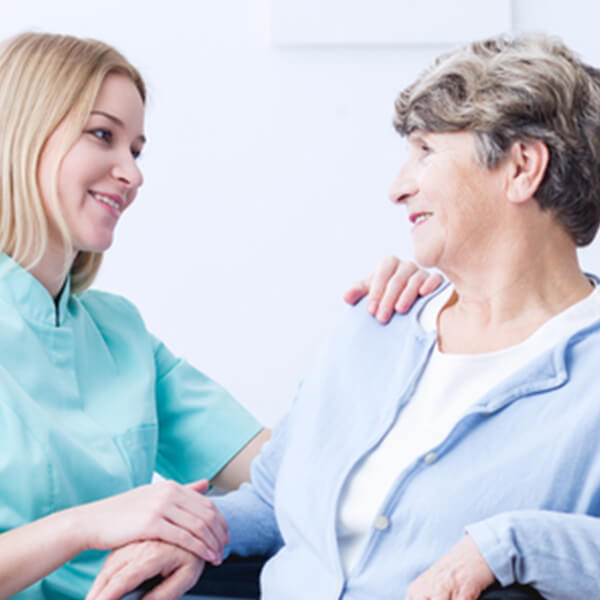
[336,283,600,573]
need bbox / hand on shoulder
[344,256,443,323]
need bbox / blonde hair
[394,34,600,246]
[0,32,146,293]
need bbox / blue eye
[87,128,113,143]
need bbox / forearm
[213,416,289,558]
[467,510,600,600]
[0,507,89,599]
[211,428,271,491]
[213,484,282,558]
[0,476,230,599]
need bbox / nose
[388,160,417,205]
[112,151,144,190]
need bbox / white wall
[3,1,600,425]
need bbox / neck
[437,223,593,353]
[26,245,75,300]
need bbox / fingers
[88,566,148,600]
[366,256,404,316]
[365,260,443,322]
[153,517,218,564]
[343,277,371,306]
[86,546,149,600]
[163,504,227,564]
[374,261,424,322]
[143,561,205,600]
[87,542,204,600]
[167,485,229,555]
[393,270,428,315]
[146,481,228,561]
[182,479,230,554]
[419,272,444,296]
[345,257,443,321]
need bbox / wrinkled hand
[406,535,495,600]
[86,540,204,600]
[79,480,228,564]
[344,256,443,323]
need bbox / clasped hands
[87,534,495,600]
[82,479,227,600]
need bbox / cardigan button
[374,515,390,530]
[424,451,438,465]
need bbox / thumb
[186,479,210,495]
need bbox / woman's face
[38,73,145,256]
[388,130,507,272]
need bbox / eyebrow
[90,110,147,144]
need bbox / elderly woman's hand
[344,256,443,324]
[405,535,495,600]
[86,540,204,600]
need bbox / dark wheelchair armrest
[135,554,268,599]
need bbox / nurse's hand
[77,479,228,565]
[344,256,443,323]
[86,540,203,600]
[404,534,495,600]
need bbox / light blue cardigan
[215,291,600,599]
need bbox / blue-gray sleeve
[213,412,289,558]
[467,511,600,599]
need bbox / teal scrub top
[0,255,262,599]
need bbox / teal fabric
[0,255,262,599]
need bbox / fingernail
[377,309,390,322]
[367,300,377,314]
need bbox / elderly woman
[91,34,600,600]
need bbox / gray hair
[394,34,600,246]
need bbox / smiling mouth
[90,191,122,213]
[410,212,433,225]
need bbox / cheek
[56,152,97,206]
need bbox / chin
[76,235,114,254]
[413,252,438,270]
[412,240,444,270]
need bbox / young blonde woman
[0,32,272,600]
[0,31,436,600]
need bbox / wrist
[56,504,94,554]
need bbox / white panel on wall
[271,0,512,46]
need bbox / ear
[505,139,549,205]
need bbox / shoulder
[327,295,429,350]
[73,289,150,342]
[76,289,144,324]
[306,297,432,386]
[566,317,600,359]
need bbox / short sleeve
[152,335,262,482]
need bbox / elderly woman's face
[388,130,507,271]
